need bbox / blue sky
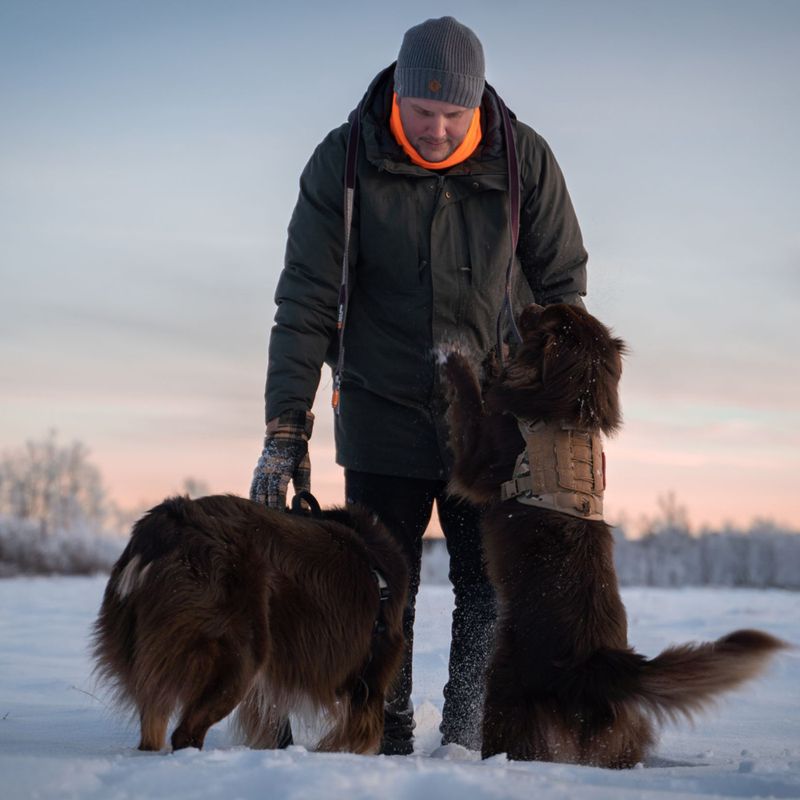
[1,1,798,531]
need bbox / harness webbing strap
[371,567,390,634]
[332,101,362,415]
[500,480,605,521]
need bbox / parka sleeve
[515,124,588,307]
[264,124,355,422]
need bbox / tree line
[2,432,798,585]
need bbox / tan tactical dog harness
[500,419,606,521]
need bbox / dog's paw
[434,341,467,366]
[436,345,470,373]
[436,346,487,415]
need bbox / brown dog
[443,302,786,767]
[92,495,407,754]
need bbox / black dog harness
[289,491,391,628]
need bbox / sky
[1,0,798,534]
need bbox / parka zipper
[432,174,446,206]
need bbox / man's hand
[250,410,314,509]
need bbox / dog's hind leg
[316,690,385,755]
[316,627,406,754]
[170,644,257,751]
[482,696,558,762]
[586,707,653,769]
[231,680,288,749]
[132,657,177,751]
[138,704,170,751]
[481,695,518,759]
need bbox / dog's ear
[538,336,557,388]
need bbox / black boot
[379,698,415,755]
[379,607,416,756]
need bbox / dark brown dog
[92,495,407,754]
[443,302,786,767]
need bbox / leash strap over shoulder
[490,87,523,363]
[332,102,362,415]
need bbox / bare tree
[181,477,210,499]
[0,431,108,535]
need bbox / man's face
[397,96,475,162]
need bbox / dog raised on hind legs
[442,302,787,767]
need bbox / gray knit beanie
[394,16,485,108]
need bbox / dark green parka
[265,65,587,480]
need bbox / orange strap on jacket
[390,93,482,170]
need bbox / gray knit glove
[250,410,314,510]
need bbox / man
[251,16,587,755]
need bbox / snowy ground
[1,577,798,800]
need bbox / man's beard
[416,137,457,161]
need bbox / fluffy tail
[635,629,787,723]
[91,579,138,711]
[576,629,788,726]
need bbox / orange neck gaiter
[390,93,482,170]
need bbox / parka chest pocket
[458,189,512,295]
[356,177,433,295]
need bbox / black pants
[346,470,496,750]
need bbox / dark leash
[288,489,323,518]
[488,85,523,363]
[332,100,362,416]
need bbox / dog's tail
[91,559,140,708]
[90,501,184,705]
[576,629,787,725]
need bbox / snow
[1,577,798,800]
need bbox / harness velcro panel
[555,429,603,494]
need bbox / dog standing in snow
[92,495,407,754]
[442,302,786,767]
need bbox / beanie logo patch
[428,79,442,93]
